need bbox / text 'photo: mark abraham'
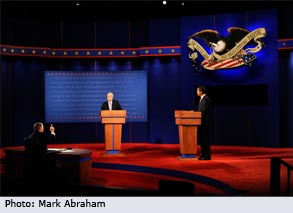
[5,199,106,208]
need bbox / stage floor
[1,143,293,196]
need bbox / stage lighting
[162,1,167,5]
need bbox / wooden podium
[174,110,202,159]
[100,110,127,154]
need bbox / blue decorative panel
[45,71,147,123]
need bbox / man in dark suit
[25,122,56,155]
[101,92,122,110]
[196,85,212,160]
[24,122,57,178]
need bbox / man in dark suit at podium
[196,85,212,160]
[101,92,122,110]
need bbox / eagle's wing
[189,29,220,47]
[225,27,252,49]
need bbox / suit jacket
[24,131,57,178]
[198,95,211,126]
[101,99,122,110]
[25,131,56,158]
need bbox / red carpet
[1,143,293,196]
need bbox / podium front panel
[178,126,197,155]
[104,124,122,151]
[175,118,201,125]
[174,110,202,119]
[101,117,126,124]
[100,110,127,118]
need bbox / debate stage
[1,143,293,196]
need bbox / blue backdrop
[45,71,147,123]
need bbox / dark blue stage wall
[180,9,279,147]
[1,8,293,148]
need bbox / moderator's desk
[4,147,92,185]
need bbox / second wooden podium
[100,110,127,154]
[174,110,202,159]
